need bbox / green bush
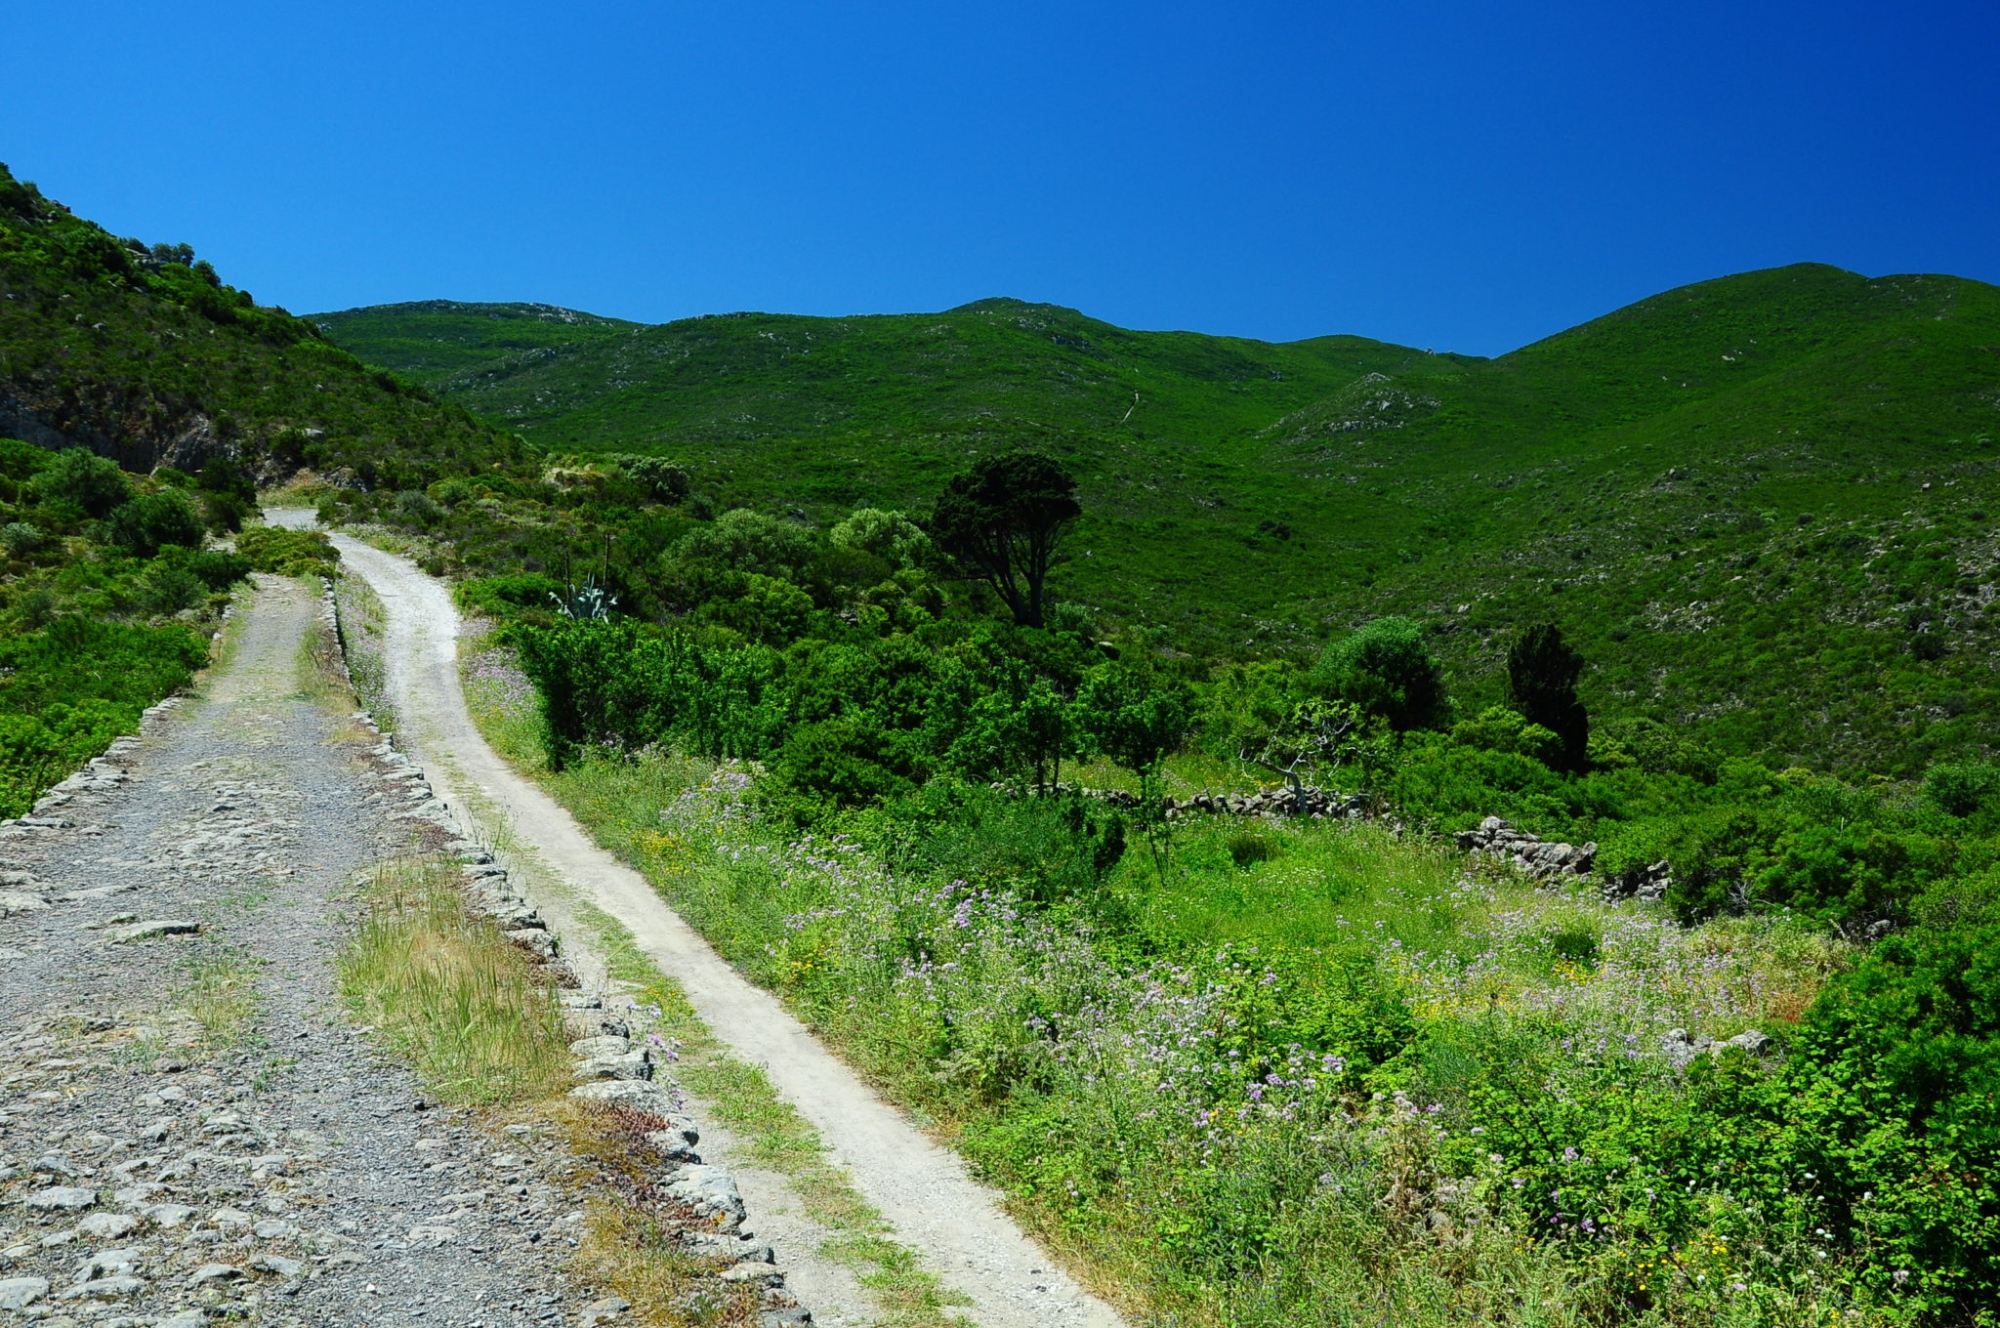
[513,619,786,769]
[102,491,204,558]
[0,618,208,817]
[1313,616,1451,732]
[1,521,45,555]
[1926,760,2000,818]
[235,526,339,576]
[139,561,207,614]
[31,447,129,518]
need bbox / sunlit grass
[337,856,572,1106]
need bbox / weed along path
[290,515,1130,1328]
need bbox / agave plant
[548,574,618,621]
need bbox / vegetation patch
[337,856,573,1106]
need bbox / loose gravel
[0,577,603,1328]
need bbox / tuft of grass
[539,1098,766,1328]
[337,856,572,1106]
[172,943,263,1051]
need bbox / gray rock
[0,1276,50,1310]
[158,1312,209,1328]
[247,1252,304,1278]
[110,919,202,943]
[142,1203,197,1229]
[73,1249,142,1283]
[26,1186,97,1212]
[567,1035,632,1059]
[1724,1029,1773,1056]
[759,1309,813,1327]
[186,1263,243,1287]
[76,1213,139,1240]
[578,1295,631,1325]
[665,1166,747,1223]
[59,1275,146,1299]
[1661,1028,1715,1069]
[0,890,49,916]
[506,927,558,958]
[572,1050,653,1082]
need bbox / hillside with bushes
[0,162,525,488]
[0,160,518,813]
[394,432,2000,1326]
[317,270,2000,775]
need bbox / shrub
[139,561,206,614]
[31,447,130,517]
[1506,622,1589,772]
[675,508,818,579]
[1313,616,1450,732]
[1926,760,2000,818]
[613,455,691,505]
[513,619,786,769]
[456,573,565,618]
[184,549,251,591]
[102,492,204,558]
[769,716,917,814]
[235,526,339,576]
[1450,704,1563,765]
[1782,918,2000,1317]
[1,521,45,555]
[830,507,932,569]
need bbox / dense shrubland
[0,439,253,816]
[369,444,2000,1326]
[319,269,2000,776]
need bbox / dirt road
[270,513,1127,1328]
[0,576,590,1327]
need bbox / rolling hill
[0,162,524,488]
[316,269,2000,773]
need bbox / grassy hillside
[318,268,2000,773]
[0,162,525,488]
[308,300,640,393]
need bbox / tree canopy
[928,451,1080,628]
[1507,622,1589,772]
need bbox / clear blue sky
[6,1,1996,355]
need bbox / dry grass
[530,1098,767,1328]
[337,857,573,1106]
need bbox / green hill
[0,162,524,488]
[317,269,2000,773]
[308,300,641,393]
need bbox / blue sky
[5,1,1996,355]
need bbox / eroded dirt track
[304,520,1128,1328]
[0,577,592,1327]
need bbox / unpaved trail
[0,576,591,1327]
[276,514,1129,1328]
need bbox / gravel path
[277,514,1129,1328]
[0,576,596,1328]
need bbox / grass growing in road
[172,943,264,1051]
[338,856,573,1106]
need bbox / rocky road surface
[0,577,600,1328]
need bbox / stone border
[330,589,813,1328]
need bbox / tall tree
[928,451,1080,628]
[1507,622,1589,772]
